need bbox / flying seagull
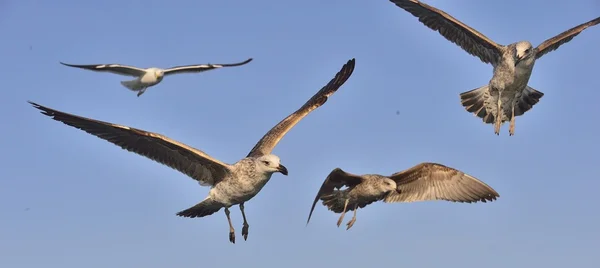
[59,58,253,97]
[29,58,355,244]
[389,0,600,136]
[307,163,499,230]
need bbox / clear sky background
[1,0,599,267]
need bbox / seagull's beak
[396,188,402,194]
[276,164,288,176]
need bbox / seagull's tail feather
[176,198,224,218]
[321,191,352,214]
[120,79,147,96]
[514,86,544,116]
[459,85,495,124]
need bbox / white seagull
[307,163,499,230]
[389,0,600,135]
[59,58,253,97]
[30,58,356,244]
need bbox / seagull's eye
[262,161,270,166]
[525,48,531,54]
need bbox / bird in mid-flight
[59,58,253,97]
[389,0,600,136]
[30,58,355,244]
[307,163,499,230]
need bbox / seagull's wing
[59,62,147,77]
[535,17,600,59]
[163,58,253,76]
[246,58,356,158]
[388,0,503,65]
[29,101,231,186]
[306,168,365,224]
[384,162,499,203]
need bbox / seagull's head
[257,154,288,176]
[514,41,535,67]
[381,178,401,194]
[153,69,164,80]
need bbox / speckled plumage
[307,163,499,230]
[389,0,600,135]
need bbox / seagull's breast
[139,70,161,86]
[210,163,273,205]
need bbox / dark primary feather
[247,58,356,158]
[59,62,147,77]
[306,168,364,224]
[535,16,600,59]
[28,101,231,186]
[385,162,499,203]
[163,58,253,75]
[388,0,502,65]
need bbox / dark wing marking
[247,58,355,158]
[385,162,499,203]
[29,101,231,186]
[59,62,147,77]
[163,58,253,76]
[389,0,503,65]
[306,168,365,225]
[535,17,600,59]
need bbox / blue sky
[1,0,599,267]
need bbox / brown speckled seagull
[389,0,600,135]
[307,163,499,229]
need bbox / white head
[152,69,164,80]
[514,41,535,67]
[256,154,288,176]
[379,178,400,194]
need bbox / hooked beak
[396,188,402,194]
[276,164,288,176]
[515,50,532,66]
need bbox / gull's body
[307,163,499,229]
[30,58,356,243]
[60,58,253,97]
[389,0,600,135]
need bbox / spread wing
[388,0,503,65]
[163,58,253,76]
[246,58,356,158]
[306,168,365,225]
[384,162,499,203]
[29,101,231,186]
[59,62,147,77]
[535,17,600,59]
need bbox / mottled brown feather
[385,162,499,203]
[535,17,600,59]
[306,168,365,224]
[247,58,355,158]
[29,101,231,186]
[389,0,502,65]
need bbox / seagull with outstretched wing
[60,58,253,97]
[389,0,599,136]
[307,163,499,230]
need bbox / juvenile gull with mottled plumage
[30,58,355,243]
[389,0,600,135]
[307,163,499,229]
[60,58,253,97]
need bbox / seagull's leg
[224,207,235,244]
[137,88,146,97]
[336,199,350,227]
[494,92,503,135]
[346,204,359,230]
[239,203,250,241]
[509,102,516,136]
